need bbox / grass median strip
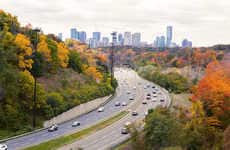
[24,111,128,150]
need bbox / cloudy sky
[1,0,230,46]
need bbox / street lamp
[110,32,117,86]
[31,28,41,129]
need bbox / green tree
[144,107,182,150]
[68,51,82,73]
[46,92,64,116]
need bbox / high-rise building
[89,38,97,48]
[102,37,109,47]
[132,32,141,47]
[118,33,123,46]
[160,36,166,48]
[93,32,101,41]
[182,39,192,48]
[70,28,78,40]
[166,26,173,47]
[79,31,86,43]
[124,32,132,46]
[57,33,62,41]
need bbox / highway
[5,68,170,150]
[58,68,170,150]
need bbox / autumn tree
[84,66,103,83]
[192,60,230,128]
[14,33,33,69]
[57,42,69,68]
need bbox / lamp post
[31,28,41,129]
[110,32,117,86]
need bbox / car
[0,144,7,150]
[48,124,58,132]
[152,91,156,94]
[121,127,129,134]
[153,94,157,97]
[72,121,80,127]
[160,99,165,102]
[129,97,134,100]
[152,86,156,88]
[124,121,131,127]
[146,96,151,100]
[97,107,104,112]
[115,102,121,106]
[152,98,157,102]
[122,102,127,106]
[147,93,151,96]
[144,111,148,116]
[142,101,147,104]
[127,91,131,94]
[132,111,138,116]
[147,84,150,88]
[133,86,136,90]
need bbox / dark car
[160,99,165,102]
[132,111,138,116]
[147,93,151,96]
[48,124,58,132]
[146,96,151,100]
[142,101,147,104]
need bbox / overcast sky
[1,0,230,46]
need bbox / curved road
[5,68,170,150]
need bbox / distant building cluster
[57,26,193,48]
[153,26,192,48]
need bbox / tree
[144,107,182,150]
[84,66,103,83]
[14,33,33,69]
[57,42,69,68]
[192,61,230,128]
[68,50,82,73]
[37,35,51,62]
[46,92,64,115]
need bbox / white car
[127,91,131,94]
[97,107,104,112]
[133,86,136,90]
[0,144,7,150]
[72,121,80,127]
[48,124,58,132]
[122,102,127,106]
[125,121,131,127]
[144,111,149,116]
[115,102,121,106]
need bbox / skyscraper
[118,33,123,46]
[70,28,78,40]
[124,32,132,46]
[79,31,86,43]
[102,37,109,47]
[160,36,166,48]
[58,33,62,41]
[166,26,173,47]
[132,32,141,47]
[93,32,101,41]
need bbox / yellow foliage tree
[14,33,33,69]
[57,42,69,68]
[84,66,103,83]
[37,35,51,61]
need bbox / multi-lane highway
[5,68,170,150]
[58,68,170,150]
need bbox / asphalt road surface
[5,67,170,150]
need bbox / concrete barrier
[43,95,112,127]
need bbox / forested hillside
[0,10,115,139]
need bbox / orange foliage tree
[192,60,230,127]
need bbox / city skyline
[1,0,230,46]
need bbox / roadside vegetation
[0,10,116,139]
